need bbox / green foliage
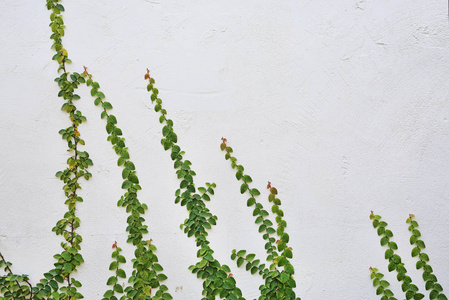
[406,215,447,300]
[0,254,32,300]
[2,1,172,299]
[146,72,244,300]
[84,70,172,299]
[369,267,396,300]
[369,212,447,300]
[2,2,302,299]
[222,141,300,300]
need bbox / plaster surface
[1,1,449,299]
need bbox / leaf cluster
[221,142,299,299]
[146,75,244,299]
[406,216,447,300]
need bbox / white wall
[1,1,449,299]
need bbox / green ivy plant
[1,1,173,299]
[1,1,302,299]
[145,72,300,299]
[369,212,447,300]
[145,71,244,300]
[220,140,299,300]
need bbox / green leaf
[281,233,289,243]
[416,240,426,249]
[376,286,384,295]
[385,249,393,259]
[108,115,117,124]
[237,257,244,267]
[106,276,117,285]
[279,272,289,283]
[242,175,252,183]
[109,261,118,270]
[157,274,168,281]
[102,102,113,110]
[49,280,58,291]
[240,184,248,194]
[64,263,73,273]
[162,126,170,137]
[430,290,439,299]
[247,197,256,207]
[388,262,396,272]
[153,263,163,271]
[117,255,126,263]
[285,263,294,274]
[125,161,135,170]
[419,253,429,262]
[116,269,126,278]
[246,254,255,261]
[250,188,260,196]
[416,260,424,269]
[121,180,132,189]
[221,265,231,273]
[114,284,123,293]
[72,280,82,288]
[411,247,420,257]
[388,241,398,250]
[380,280,390,288]
[61,251,71,261]
[139,286,150,296]
[129,174,139,184]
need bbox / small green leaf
[242,175,252,183]
[114,284,123,293]
[240,184,248,194]
[116,269,126,278]
[109,261,118,270]
[281,233,289,243]
[157,274,168,281]
[237,257,244,267]
[247,198,256,207]
[246,254,255,261]
[125,161,135,170]
[121,180,132,189]
[250,188,260,196]
[108,115,117,124]
[106,276,117,285]
[102,102,113,110]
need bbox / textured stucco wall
[1,1,449,299]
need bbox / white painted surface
[1,1,449,299]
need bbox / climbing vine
[369,212,447,300]
[221,140,299,300]
[1,1,173,299]
[0,1,303,299]
[2,2,448,300]
[145,71,244,300]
